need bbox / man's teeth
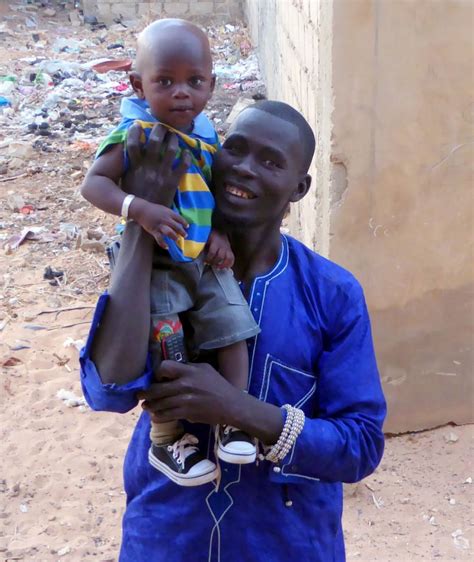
[226,186,253,199]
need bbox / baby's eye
[189,77,204,87]
[263,159,279,168]
[157,78,172,87]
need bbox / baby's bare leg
[217,340,249,391]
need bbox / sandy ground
[0,2,473,561]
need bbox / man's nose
[232,156,257,178]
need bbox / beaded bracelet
[265,405,294,461]
[264,404,305,463]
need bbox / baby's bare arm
[80,140,189,247]
[80,144,133,217]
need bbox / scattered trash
[225,97,254,128]
[91,59,133,73]
[20,204,35,215]
[19,504,28,513]
[43,266,65,286]
[6,193,25,212]
[464,477,472,484]
[9,341,31,351]
[63,337,85,351]
[4,226,50,253]
[2,356,22,367]
[452,529,470,550]
[56,388,87,408]
[371,493,384,509]
[60,223,80,240]
[444,432,459,443]
[57,545,72,557]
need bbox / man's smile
[224,183,256,200]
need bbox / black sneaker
[216,425,257,464]
[148,433,218,487]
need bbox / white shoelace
[168,433,199,466]
[223,425,239,436]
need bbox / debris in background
[444,432,459,444]
[56,388,87,408]
[43,266,64,281]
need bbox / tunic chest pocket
[258,354,317,416]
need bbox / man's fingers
[146,407,182,423]
[145,124,168,162]
[142,395,184,413]
[223,252,235,269]
[173,150,192,181]
[126,123,143,167]
[155,360,189,381]
[206,244,218,264]
[215,247,226,264]
[161,133,179,170]
[136,380,178,402]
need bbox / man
[80,100,386,561]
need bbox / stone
[7,141,34,159]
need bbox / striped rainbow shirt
[96,97,219,262]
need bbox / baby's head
[130,19,215,132]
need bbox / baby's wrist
[127,196,147,223]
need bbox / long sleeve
[272,283,386,484]
[79,293,154,413]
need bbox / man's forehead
[231,108,300,143]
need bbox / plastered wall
[246,0,474,432]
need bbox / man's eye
[190,77,204,87]
[157,78,172,87]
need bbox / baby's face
[138,42,214,132]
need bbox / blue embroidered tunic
[80,235,386,562]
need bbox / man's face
[213,108,307,228]
[132,41,215,132]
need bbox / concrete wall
[82,0,244,23]
[245,0,333,256]
[246,0,474,433]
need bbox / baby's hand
[133,200,188,250]
[205,229,235,269]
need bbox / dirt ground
[0,3,472,561]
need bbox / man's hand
[132,202,188,250]
[138,360,284,445]
[205,229,235,269]
[122,123,191,208]
[138,360,241,426]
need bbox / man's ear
[129,72,145,98]
[289,174,312,203]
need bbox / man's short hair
[251,100,316,173]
